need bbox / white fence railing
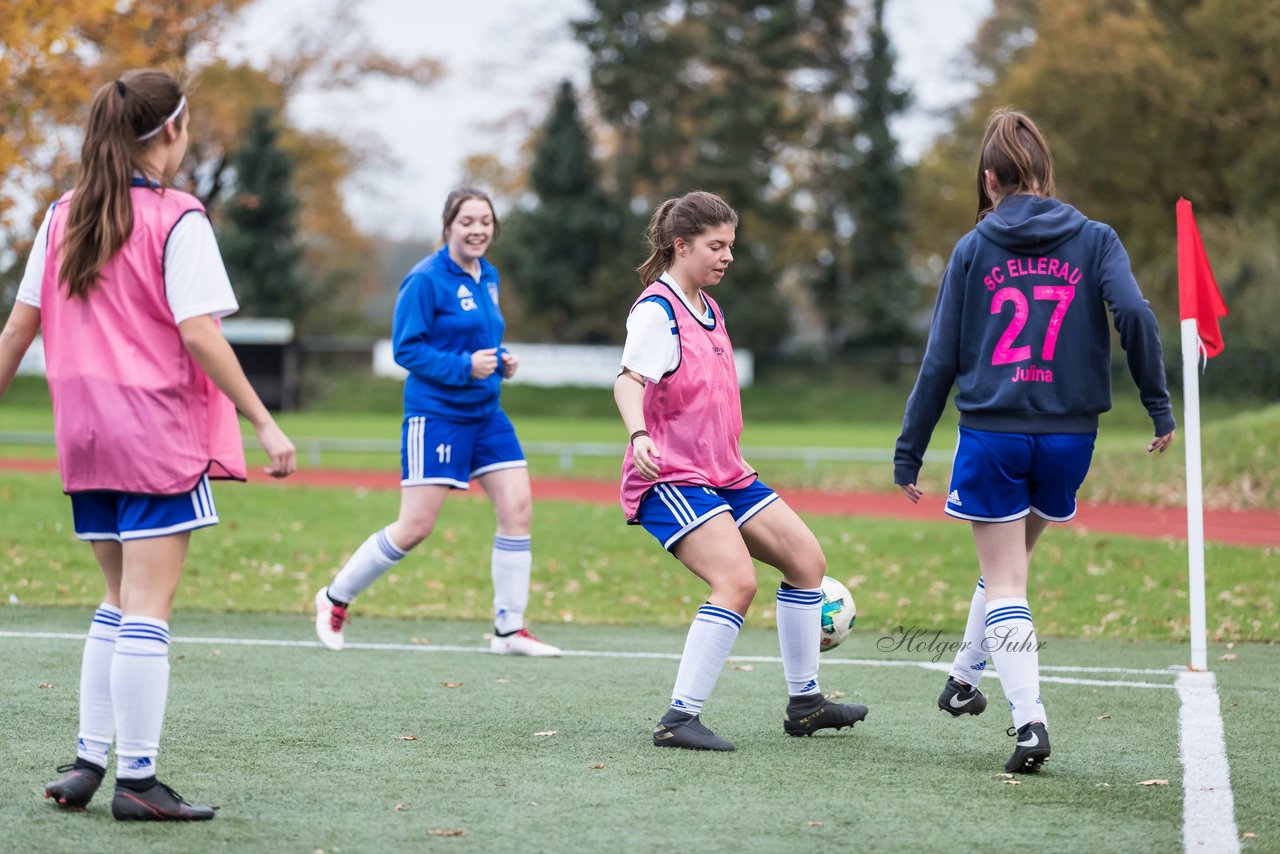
[0,432,940,472]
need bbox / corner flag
[1175,198,1229,672]
[1177,198,1229,359]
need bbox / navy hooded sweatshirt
[894,195,1175,486]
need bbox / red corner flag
[1176,198,1229,357]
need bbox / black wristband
[629,430,649,443]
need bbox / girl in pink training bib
[614,190,867,752]
[0,69,295,821]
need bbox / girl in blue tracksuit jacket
[313,188,560,658]
[894,108,1175,774]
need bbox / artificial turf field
[2,608,1274,853]
[0,469,1275,852]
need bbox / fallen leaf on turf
[496,678,511,684]
[176,655,186,660]
[825,691,846,699]
[994,773,1014,780]
[807,821,823,827]
[534,730,557,737]
[1219,653,1237,662]
[528,802,539,807]
[397,735,418,741]
[394,803,409,811]
[441,682,463,688]
[1242,832,1256,839]
[210,650,221,657]
[1002,779,1020,786]
[591,763,605,769]
[1137,779,1170,786]
[1098,714,1112,720]
[410,637,431,645]
[731,663,754,671]
[1096,783,1111,789]
[428,828,464,837]
[38,682,53,689]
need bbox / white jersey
[16,204,239,324]
[619,272,713,383]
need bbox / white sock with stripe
[492,534,531,635]
[985,597,1047,730]
[328,527,408,604]
[76,604,120,768]
[112,617,171,780]
[669,604,743,715]
[949,576,989,687]
[776,586,822,696]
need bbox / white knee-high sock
[776,586,822,696]
[670,604,743,715]
[328,527,407,604]
[949,577,989,687]
[112,617,171,780]
[491,534,531,635]
[76,604,121,768]
[984,597,1047,730]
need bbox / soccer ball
[819,576,857,652]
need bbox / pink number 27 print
[990,286,1076,366]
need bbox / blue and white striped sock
[492,534,532,635]
[776,586,823,696]
[112,617,171,780]
[670,604,743,715]
[76,604,121,768]
[949,576,989,687]
[328,527,408,604]
[984,597,1046,730]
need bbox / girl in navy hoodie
[894,108,1175,773]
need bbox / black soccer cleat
[783,693,868,736]
[938,677,988,717]
[111,778,216,821]
[652,709,735,751]
[44,759,105,810]
[1005,721,1051,773]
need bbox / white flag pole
[1181,318,1209,671]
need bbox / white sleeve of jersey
[165,213,239,324]
[620,300,679,384]
[14,207,53,309]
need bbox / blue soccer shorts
[401,408,526,489]
[946,427,1096,523]
[635,478,779,551]
[70,475,218,542]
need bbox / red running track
[3,458,1276,548]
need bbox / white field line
[1177,671,1240,854]
[0,630,1176,689]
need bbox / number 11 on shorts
[436,443,452,464]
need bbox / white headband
[136,96,186,142]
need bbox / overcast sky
[222,0,991,240]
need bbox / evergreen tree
[491,81,613,341]
[218,108,306,323]
[847,0,913,347]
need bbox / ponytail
[59,70,185,299]
[636,191,738,286]
[975,107,1055,222]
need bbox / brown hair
[59,70,186,299]
[975,107,1055,222]
[441,187,500,243]
[636,190,739,286]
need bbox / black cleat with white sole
[44,759,105,810]
[938,677,988,717]
[1005,721,1051,773]
[652,709,735,751]
[783,693,868,736]
[111,778,216,821]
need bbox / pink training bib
[40,187,246,494]
[620,278,755,519]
